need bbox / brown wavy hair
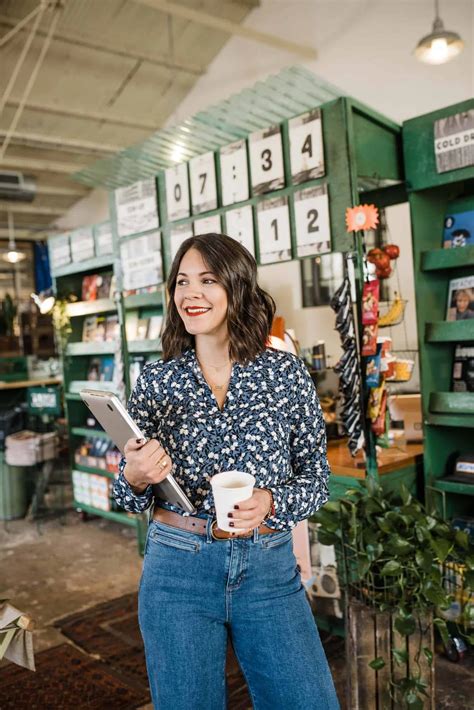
[161,233,276,364]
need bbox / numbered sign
[289,108,325,184]
[189,151,218,214]
[293,185,331,257]
[219,139,249,206]
[165,162,190,221]
[115,178,159,238]
[256,197,291,264]
[170,224,193,263]
[95,222,113,256]
[49,233,71,270]
[70,226,95,262]
[194,214,221,235]
[120,232,163,291]
[225,205,255,257]
[248,125,285,195]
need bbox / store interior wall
[53,0,472,376]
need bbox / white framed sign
[115,178,159,238]
[225,205,255,257]
[249,125,285,195]
[189,151,218,214]
[434,109,474,173]
[49,234,71,270]
[120,231,163,291]
[219,139,249,206]
[165,162,190,221]
[170,224,193,263]
[256,196,292,264]
[95,222,113,256]
[70,227,95,262]
[193,214,221,235]
[289,108,325,184]
[293,184,331,257]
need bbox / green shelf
[432,479,474,496]
[425,320,474,343]
[67,341,116,356]
[52,255,114,278]
[124,291,163,309]
[427,413,474,428]
[429,391,474,415]
[66,298,116,317]
[71,427,110,439]
[73,501,137,526]
[69,380,118,395]
[73,464,117,479]
[421,245,474,272]
[128,339,162,353]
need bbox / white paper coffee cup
[210,470,255,532]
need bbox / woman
[113,233,339,710]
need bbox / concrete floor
[1,508,473,709]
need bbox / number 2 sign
[189,151,218,214]
[256,196,291,264]
[288,108,325,184]
[249,125,285,195]
[293,184,331,257]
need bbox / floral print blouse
[112,347,330,530]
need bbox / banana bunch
[378,293,405,327]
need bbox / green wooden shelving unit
[403,98,474,518]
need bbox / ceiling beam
[0,14,203,76]
[0,155,88,174]
[0,228,54,241]
[35,184,88,198]
[0,202,64,216]
[0,129,122,155]
[133,0,317,60]
[5,97,158,132]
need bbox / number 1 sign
[256,196,292,264]
[165,163,190,221]
[288,108,325,184]
[293,184,331,257]
[249,125,285,195]
[189,151,218,214]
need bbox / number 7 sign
[189,151,218,214]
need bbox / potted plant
[311,479,474,709]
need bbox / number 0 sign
[189,151,218,214]
[256,196,291,264]
[288,108,325,184]
[165,163,190,221]
[293,184,331,257]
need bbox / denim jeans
[138,518,340,710]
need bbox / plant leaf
[431,538,452,563]
[368,656,386,670]
[433,617,450,646]
[395,614,417,636]
[380,560,402,576]
[454,530,469,550]
[422,647,433,666]
[392,647,408,665]
[464,570,474,589]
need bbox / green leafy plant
[311,479,474,708]
[1,293,17,336]
[51,297,74,355]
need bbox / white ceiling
[0,0,260,239]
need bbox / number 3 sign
[288,108,325,184]
[249,125,285,195]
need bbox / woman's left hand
[228,488,273,534]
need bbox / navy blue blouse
[112,347,330,530]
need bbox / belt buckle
[210,520,253,541]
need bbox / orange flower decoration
[345,204,379,232]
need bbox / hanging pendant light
[2,212,26,263]
[415,0,464,65]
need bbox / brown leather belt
[152,507,278,540]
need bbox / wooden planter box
[346,599,435,709]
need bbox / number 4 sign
[293,184,331,257]
[289,108,325,184]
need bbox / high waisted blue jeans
[138,517,340,710]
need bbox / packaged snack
[362,279,380,325]
[362,323,378,356]
[365,344,382,387]
[368,382,386,421]
[371,390,388,435]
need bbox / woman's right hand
[123,438,173,493]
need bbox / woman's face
[456,292,470,313]
[174,248,228,338]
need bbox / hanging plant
[52,297,74,355]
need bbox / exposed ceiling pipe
[0,3,44,49]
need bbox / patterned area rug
[0,642,150,709]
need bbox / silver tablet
[80,389,196,514]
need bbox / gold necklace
[196,356,232,391]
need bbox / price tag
[288,108,325,184]
[95,222,113,255]
[248,125,285,195]
[49,234,71,269]
[165,163,190,221]
[189,151,218,214]
[115,178,159,238]
[193,214,221,235]
[70,227,95,262]
[170,224,193,263]
[225,205,255,257]
[219,139,249,206]
[256,197,292,264]
[120,232,163,291]
[293,185,331,257]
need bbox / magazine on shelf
[81,273,113,301]
[87,355,115,382]
[104,314,120,341]
[446,276,474,321]
[443,198,474,248]
[136,318,149,340]
[452,344,474,392]
[147,315,163,340]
